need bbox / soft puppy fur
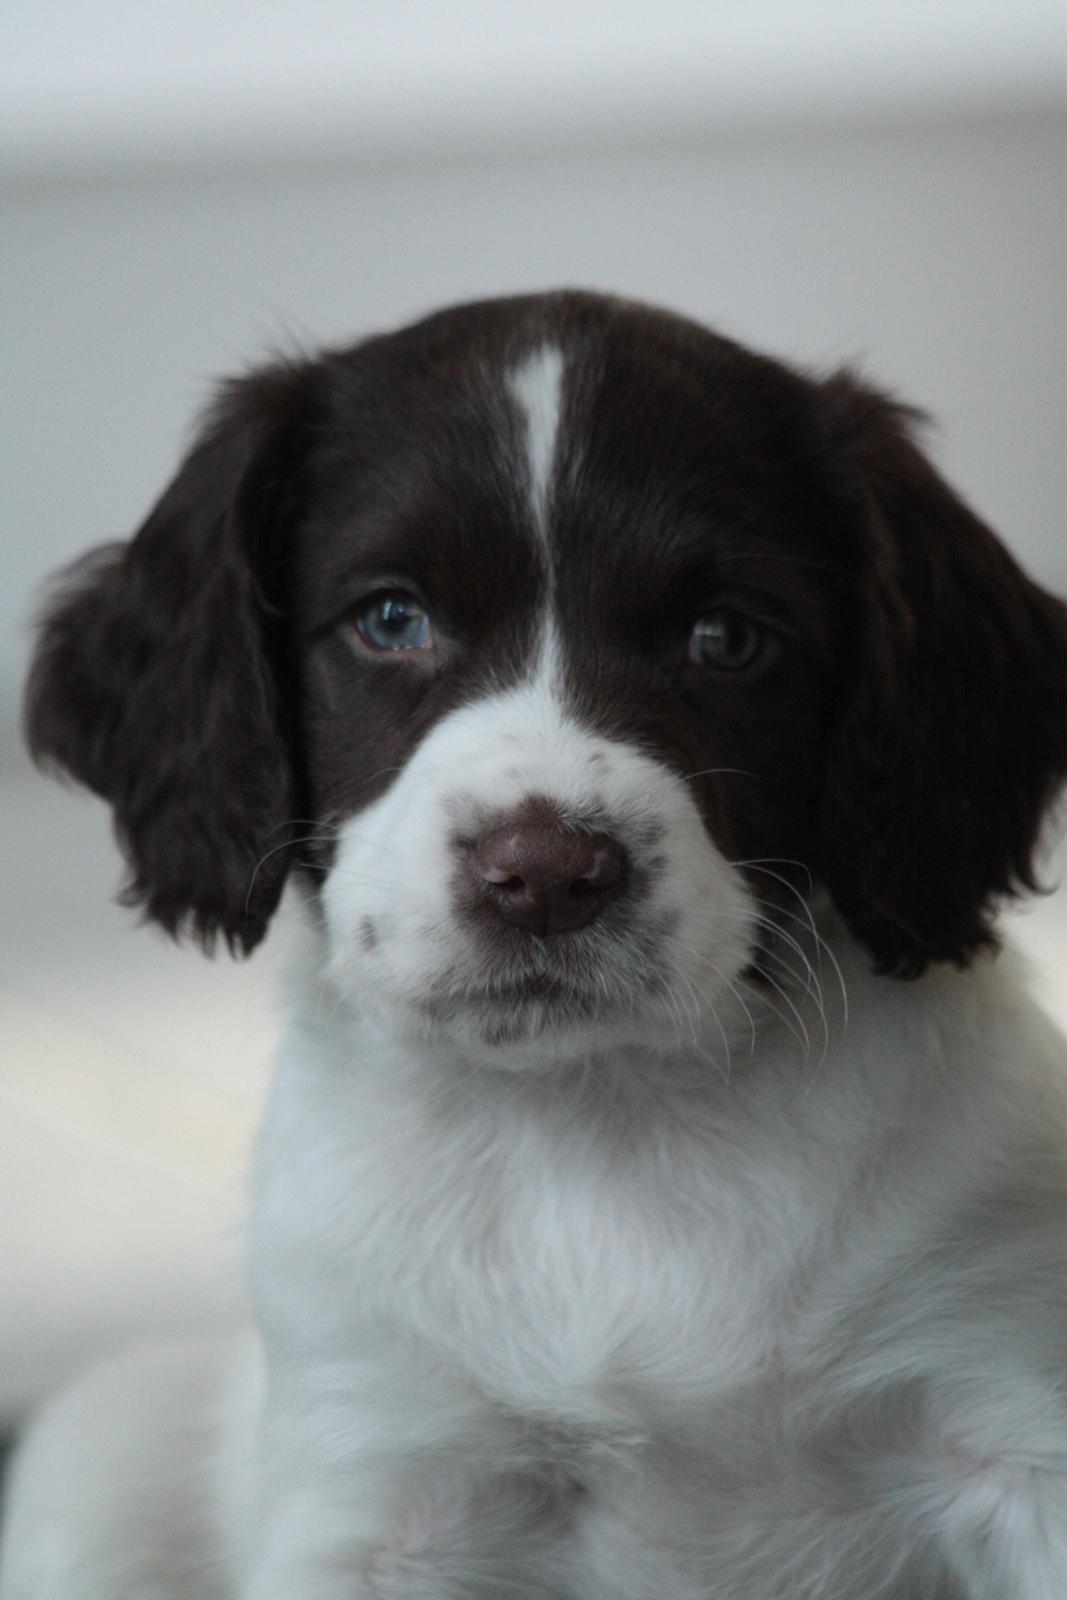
[4,290,1067,1599]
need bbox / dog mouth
[368,895,685,1045]
[472,973,575,1004]
[420,972,604,1027]
[416,928,676,1042]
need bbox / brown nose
[470,823,627,937]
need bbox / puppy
[4,291,1067,1599]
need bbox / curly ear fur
[24,360,316,955]
[817,372,1067,976]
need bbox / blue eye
[688,611,766,671]
[352,591,433,653]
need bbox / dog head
[25,292,1067,1057]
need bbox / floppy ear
[817,372,1067,977]
[24,359,316,955]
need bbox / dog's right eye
[350,591,433,654]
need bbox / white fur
[508,345,564,543]
[6,584,1067,1597]
[7,926,1067,1598]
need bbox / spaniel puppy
[4,291,1067,1600]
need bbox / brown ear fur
[24,360,316,955]
[817,372,1067,977]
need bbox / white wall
[5,0,1063,173]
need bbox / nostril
[481,867,527,888]
[579,843,624,892]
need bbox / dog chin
[345,962,665,1065]
[423,968,739,1070]
[423,979,622,1050]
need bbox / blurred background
[2,0,1065,1429]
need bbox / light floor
[3,752,1066,1427]
[1,754,298,1424]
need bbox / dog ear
[816,371,1067,977]
[24,358,317,955]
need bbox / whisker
[244,833,342,914]
[256,818,343,856]
[750,913,830,1063]
[698,959,758,1057]
[736,862,850,1029]
[755,927,827,1033]
[751,959,813,1059]
[731,858,816,893]
[734,971,810,1059]
[682,900,827,1028]
[677,766,759,785]
[675,971,707,1052]
[671,974,733,1085]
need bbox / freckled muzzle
[318,671,759,1057]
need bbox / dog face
[299,308,844,1054]
[25,293,1067,1058]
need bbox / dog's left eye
[352,591,433,653]
[688,610,767,671]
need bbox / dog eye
[688,610,766,671]
[352,591,433,653]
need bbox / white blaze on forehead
[508,344,565,540]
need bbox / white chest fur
[248,963,899,1451]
